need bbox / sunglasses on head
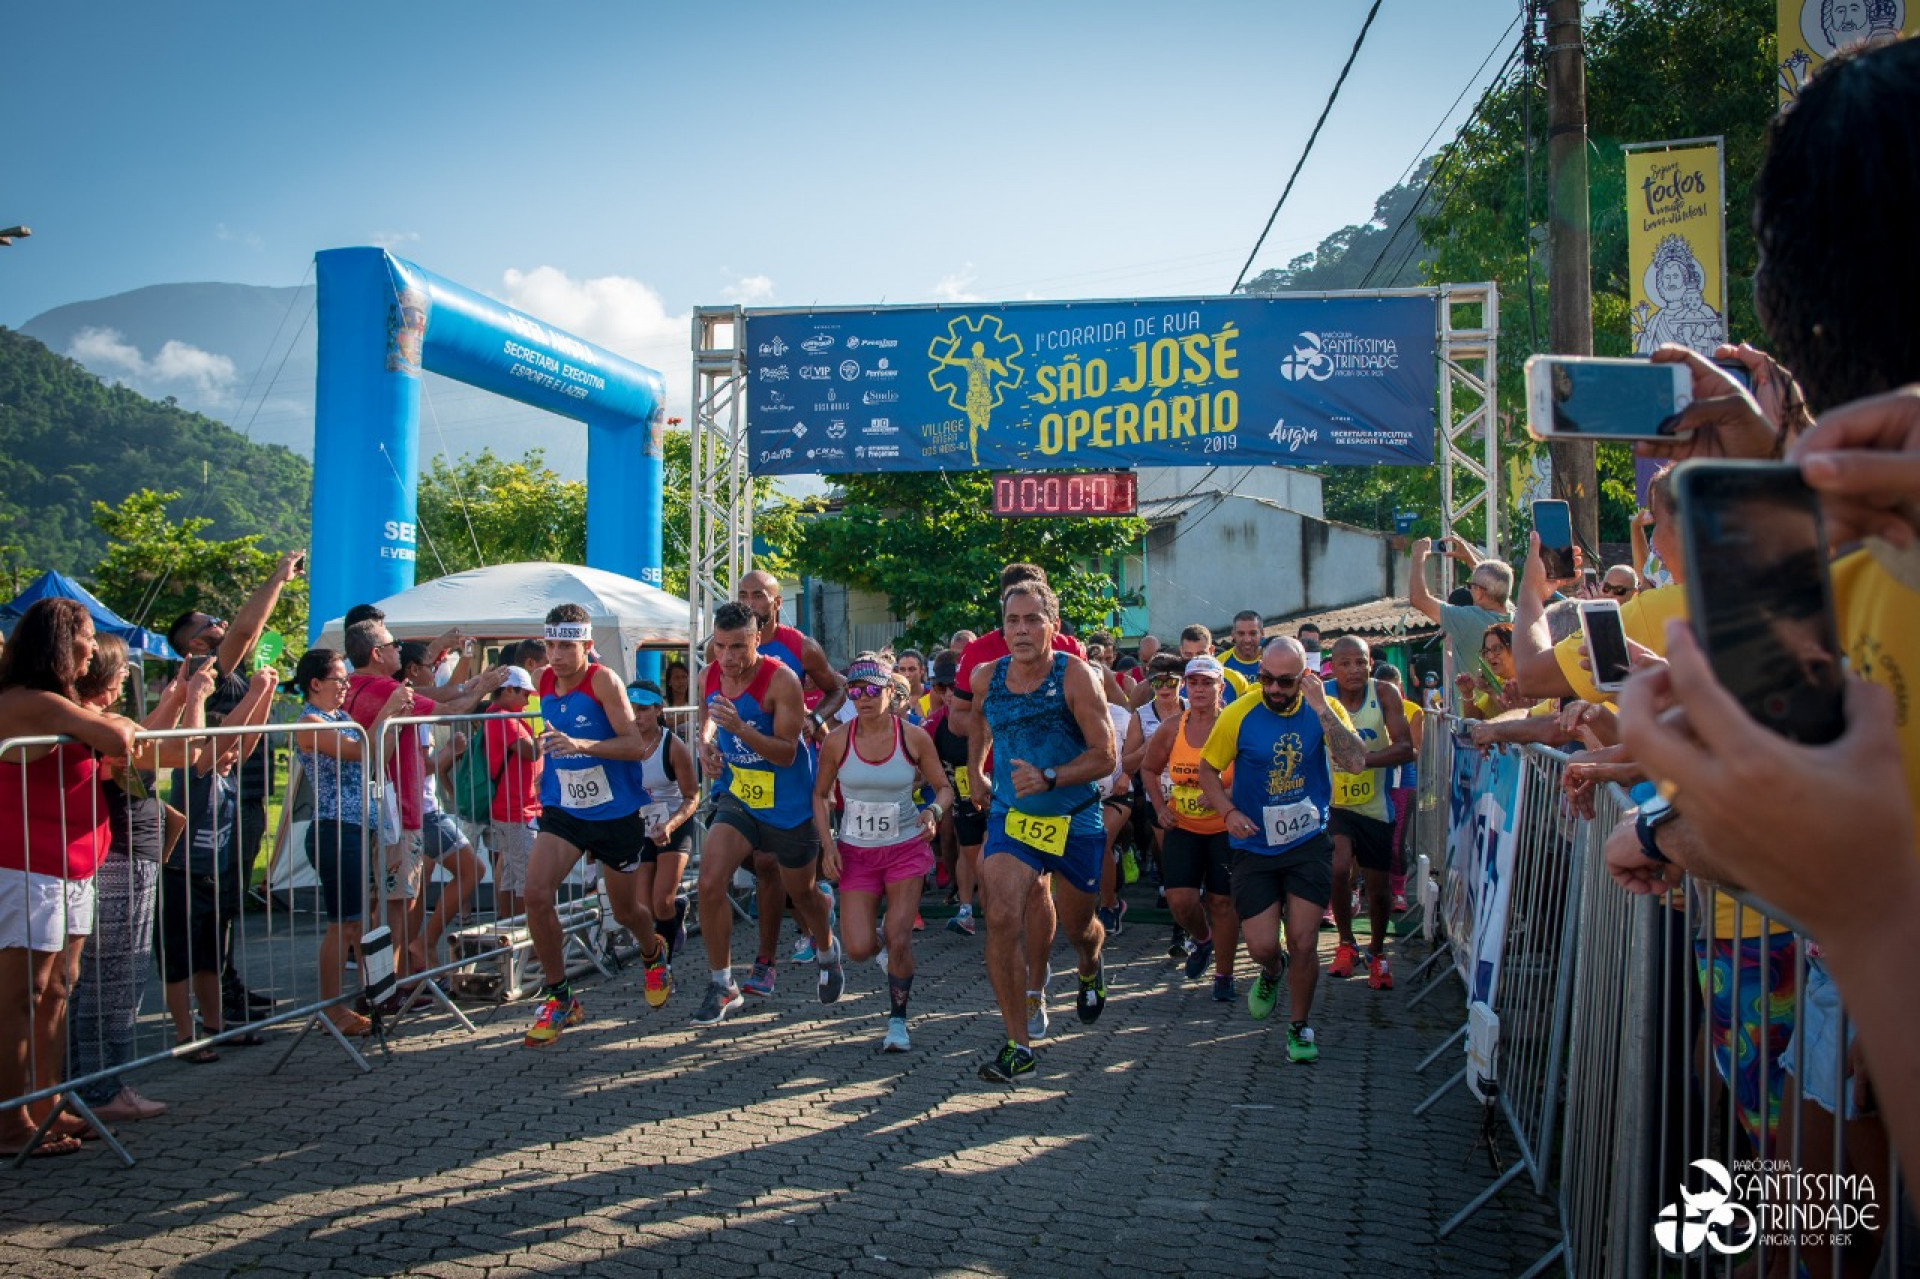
[1257,672,1302,688]
[847,684,888,700]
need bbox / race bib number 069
[1261,798,1320,846]
[729,766,775,810]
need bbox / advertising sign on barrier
[1438,734,1527,1007]
[741,295,1438,476]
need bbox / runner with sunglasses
[1196,638,1367,1063]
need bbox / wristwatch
[1629,781,1679,864]
[1042,766,1058,791]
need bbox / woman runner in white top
[813,654,952,1053]
[628,679,700,962]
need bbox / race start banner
[1624,138,1727,358]
[1777,0,1916,103]
[741,295,1437,477]
[1439,733,1526,1008]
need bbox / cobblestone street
[0,918,1559,1277]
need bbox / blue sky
[2,0,1522,416]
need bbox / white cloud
[930,264,982,303]
[721,274,775,306]
[497,266,694,422]
[66,327,237,399]
[371,229,420,251]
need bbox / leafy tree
[90,489,307,646]
[415,437,808,598]
[1239,165,1436,294]
[796,472,1146,651]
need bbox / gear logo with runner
[1654,1160,1758,1257]
[928,314,1024,467]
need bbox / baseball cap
[499,665,535,692]
[1184,655,1226,681]
[626,679,665,707]
[845,656,894,687]
[930,654,960,687]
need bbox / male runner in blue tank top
[692,601,843,1026]
[522,604,674,1047]
[967,579,1118,1083]
[734,569,845,995]
[1196,637,1368,1064]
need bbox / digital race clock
[990,471,1138,518]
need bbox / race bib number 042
[1005,808,1070,857]
[1261,798,1321,846]
[729,766,775,810]
[559,764,612,811]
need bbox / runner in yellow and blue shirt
[1197,637,1367,1064]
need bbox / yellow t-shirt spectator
[1552,583,1688,702]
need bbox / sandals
[0,1133,82,1159]
[176,1040,219,1065]
[325,1010,374,1037]
[196,1022,267,1048]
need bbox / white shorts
[0,872,96,951]
[490,822,536,893]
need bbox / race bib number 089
[559,764,612,811]
[1005,809,1070,857]
[1261,798,1320,846]
[729,766,775,810]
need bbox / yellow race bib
[1004,808,1070,857]
[1172,787,1213,820]
[729,766,775,810]
[1334,771,1377,810]
[953,767,972,802]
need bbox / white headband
[544,623,592,642]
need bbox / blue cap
[626,683,665,707]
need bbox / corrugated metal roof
[1263,596,1438,642]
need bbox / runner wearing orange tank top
[1143,656,1240,1000]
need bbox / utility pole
[1544,0,1598,553]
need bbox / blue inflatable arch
[310,246,666,641]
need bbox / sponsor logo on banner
[758,447,794,464]
[863,418,896,436]
[799,365,830,381]
[1281,331,1399,381]
[756,365,789,381]
[826,421,845,439]
[1330,426,1418,448]
[862,389,898,405]
[801,334,836,354]
[761,390,791,411]
[1269,419,1319,452]
[839,359,861,381]
[864,358,897,380]
[847,336,898,350]
[756,337,788,357]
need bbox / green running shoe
[1287,1023,1319,1064]
[1247,968,1280,1021]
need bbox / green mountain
[0,325,311,585]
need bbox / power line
[1230,0,1385,293]
[1356,35,1525,290]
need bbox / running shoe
[1025,991,1050,1041]
[1184,936,1215,982]
[1368,952,1394,991]
[881,1017,911,1054]
[1247,969,1280,1021]
[1119,847,1140,884]
[742,961,778,998]
[1212,974,1236,1002]
[1391,892,1410,914]
[690,982,744,1026]
[670,895,690,960]
[792,934,817,964]
[1329,942,1360,979]
[946,909,976,938]
[1287,1023,1319,1064]
[978,1040,1036,1084]
[1076,963,1107,1024]
[1096,904,1120,936]
[523,994,584,1047]
[1166,925,1188,960]
[817,944,845,1004]
[641,947,673,1009]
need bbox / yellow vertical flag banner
[1778,0,1918,103]
[1625,140,1726,357]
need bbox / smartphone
[1534,499,1576,581]
[1578,599,1632,693]
[1713,359,1753,391]
[1434,538,1451,554]
[1524,354,1693,441]
[1675,462,1845,745]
